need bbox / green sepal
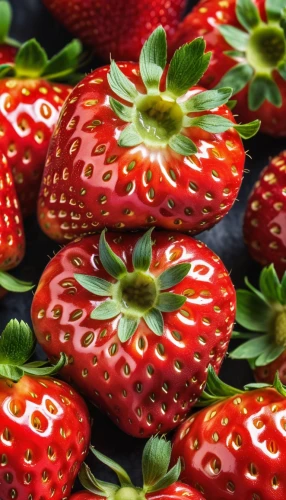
[227,99,237,110]
[15,39,48,78]
[91,447,133,487]
[142,437,172,490]
[110,97,133,123]
[278,59,286,80]
[255,343,285,367]
[158,263,191,290]
[266,0,286,21]
[245,372,286,396]
[244,276,268,304]
[181,87,233,113]
[231,331,259,339]
[218,25,250,51]
[156,293,186,312]
[249,75,282,110]
[0,63,13,78]
[139,26,167,92]
[0,320,35,366]
[230,334,273,360]
[118,316,139,343]
[236,289,271,332]
[78,463,109,496]
[184,114,260,138]
[0,0,11,42]
[0,365,24,381]
[108,60,138,103]
[74,274,113,296]
[196,365,243,407]
[168,134,197,156]
[21,352,66,377]
[236,0,261,31]
[147,461,181,493]
[166,38,211,98]
[132,228,153,272]
[118,124,143,147]
[280,8,286,36]
[99,230,127,279]
[0,271,34,293]
[259,264,284,304]
[144,308,163,335]
[91,300,121,320]
[233,120,261,139]
[216,63,254,95]
[224,50,246,60]
[41,39,82,80]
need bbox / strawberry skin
[31,230,235,437]
[71,484,205,499]
[43,0,187,62]
[243,151,286,278]
[254,352,286,385]
[0,43,17,64]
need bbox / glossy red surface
[0,78,71,215]
[254,351,286,385]
[0,374,90,499]
[70,483,205,499]
[37,63,245,242]
[0,43,17,65]
[172,387,286,499]
[31,231,236,437]
[243,151,286,278]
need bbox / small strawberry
[243,151,286,277]
[171,0,286,136]
[31,229,236,437]
[0,151,33,296]
[0,0,19,66]
[0,319,91,499]
[70,436,205,500]
[172,366,286,499]
[43,0,187,62]
[230,264,286,385]
[0,36,82,216]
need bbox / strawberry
[0,151,33,296]
[0,0,19,66]
[43,0,187,63]
[243,151,286,277]
[230,264,286,385]
[31,229,236,437]
[171,0,286,136]
[70,436,205,500]
[172,366,286,499]
[0,319,91,499]
[0,36,82,216]
[37,27,259,242]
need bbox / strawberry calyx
[0,0,20,49]
[0,319,66,381]
[79,436,181,499]
[108,26,260,156]
[0,270,34,293]
[74,229,191,342]
[216,0,286,110]
[230,264,286,368]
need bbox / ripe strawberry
[31,229,236,437]
[171,0,286,136]
[0,0,19,66]
[0,319,91,499]
[43,0,187,62]
[243,151,286,277]
[230,264,286,385]
[70,436,205,500]
[37,27,259,242]
[0,37,82,216]
[172,366,286,499]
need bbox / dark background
[2,0,285,493]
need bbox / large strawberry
[43,0,187,62]
[70,436,205,500]
[0,0,19,66]
[230,264,286,385]
[37,27,259,243]
[0,319,91,499]
[171,0,286,136]
[243,151,286,277]
[0,36,82,216]
[172,366,286,499]
[31,229,236,437]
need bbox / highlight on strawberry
[70,436,204,500]
[172,366,286,499]
[31,229,236,437]
[37,26,260,242]
[0,319,91,500]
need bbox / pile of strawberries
[0,0,286,498]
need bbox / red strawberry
[70,436,205,500]
[37,27,259,242]
[171,0,286,136]
[43,0,187,62]
[0,0,19,66]
[0,37,82,216]
[230,264,286,384]
[172,366,286,499]
[243,151,286,277]
[0,319,91,499]
[31,229,236,437]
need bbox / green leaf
[236,0,261,31]
[0,63,13,78]
[231,331,259,339]
[0,365,24,381]
[278,60,286,80]
[186,114,235,133]
[108,60,138,103]
[142,437,171,490]
[218,25,250,51]
[0,271,34,292]
[0,320,35,366]
[224,50,246,59]
[78,463,108,496]
[181,87,233,113]
[259,265,282,304]
[132,228,153,271]
[227,99,237,110]
[157,293,186,312]
[74,274,113,297]
[166,38,211,97]
[22,353,66,377]
[266,0,286,21]
[229,334,273,360]
[144,308,163,335]
[90,448,132,487]
[99,230,127,279]
[255,343,285,367]
[15,39,48,78]
[244,276,268,304]
[216,63,254,95]
[197,366,243,407]
[168,134,197,156]
[110,97,133,122]
[281,273,286,304]
[236,289,272,331]
[249,75,282,110]
[0,0,12,42]
[91,300,121,320]
[148,460,181,493]
[118,316,139,343]
[233,120,261,138]
[139,26,167,91]
[273,371,286,397]
[42,39,82,80]
[158,263,191,290]
[118,124,143,147]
